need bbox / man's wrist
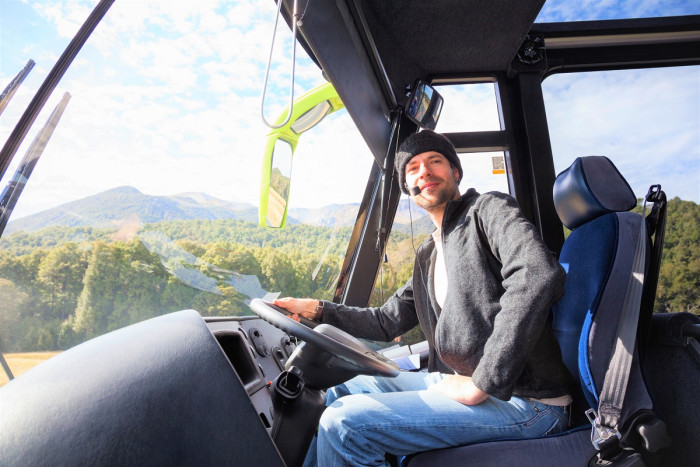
[315,300,323,321]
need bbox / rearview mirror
[260,137,293,228]
[259,83,344,228]
[405,80,443,130]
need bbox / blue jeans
[304,371,569,467]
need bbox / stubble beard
[413,179,459,213]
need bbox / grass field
[0,352,60,387]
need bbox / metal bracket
[586,408,622,451]
[508,34,547,77]
[518,35,546,64]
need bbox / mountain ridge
[6,186,256,234]
[6,186,427,234]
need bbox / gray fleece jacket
[319,189,571,401]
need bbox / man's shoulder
[469,190,521,216]
[474,190,517,206]
[455,189,516,208]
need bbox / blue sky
[537,0,698,22]
[0,0,698,220]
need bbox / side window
[456,152,509,195]
[434,83,501,132]
[543,66,699,315]
[435,82,509,195]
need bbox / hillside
[288,204,362,227]
[5,187,258,234]
[4,186,407,234]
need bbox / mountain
[5,186,258,234]
[287,199,432,231]
[287,203,361,227]
[390,199,433,235]
[4,186,430,234]
[169,191,253,212]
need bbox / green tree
[71,240,169,341]
[36,243,88,322]
[649,197,699,314]
[72,242,117,340]
[256,247,297,294]
[0,279,28,352]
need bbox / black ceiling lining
[358,1,546,106]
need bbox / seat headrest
[553,156,637,230]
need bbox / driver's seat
[406,156,668,466]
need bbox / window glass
[0,1,370,382]
[433,83,501,133]
[457,152,510,195]
[543,66,699,315]
[543,67,699,202]
[537,1,698,22]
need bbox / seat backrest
[552,156,653,426]
[405,156,667,467]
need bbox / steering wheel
[249,298,399,378]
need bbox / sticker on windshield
[492,156,505,174]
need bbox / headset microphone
[407,184,421,196]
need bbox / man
[275,130,572,466]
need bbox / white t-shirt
[432,228,448,309]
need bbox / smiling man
[401,132,463,222]
[275,130,572,466]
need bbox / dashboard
[206,316,298,433]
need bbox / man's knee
[319,397,350,436]
[317,395,385,464]
[319,394,371,441]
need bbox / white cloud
[31,0,93,39]
[225,1,261,28]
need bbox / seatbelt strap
[588,211,647,451]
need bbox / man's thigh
[321,388,554,456]
[327,371,443,403]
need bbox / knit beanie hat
[395,130,463,194]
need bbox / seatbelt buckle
[585,408,621,451]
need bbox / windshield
[0,1,371,379]
[2,1,698,384]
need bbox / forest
[0,197,697,353]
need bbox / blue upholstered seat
[407,156,662,466]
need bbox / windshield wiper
[0,0,114,182]
[0,60,35,117]
[0,93,72,236]
[0,347,13,382]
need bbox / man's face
[405,151,460,210]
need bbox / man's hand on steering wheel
[274,297,321,323]
[249,298,399,385]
